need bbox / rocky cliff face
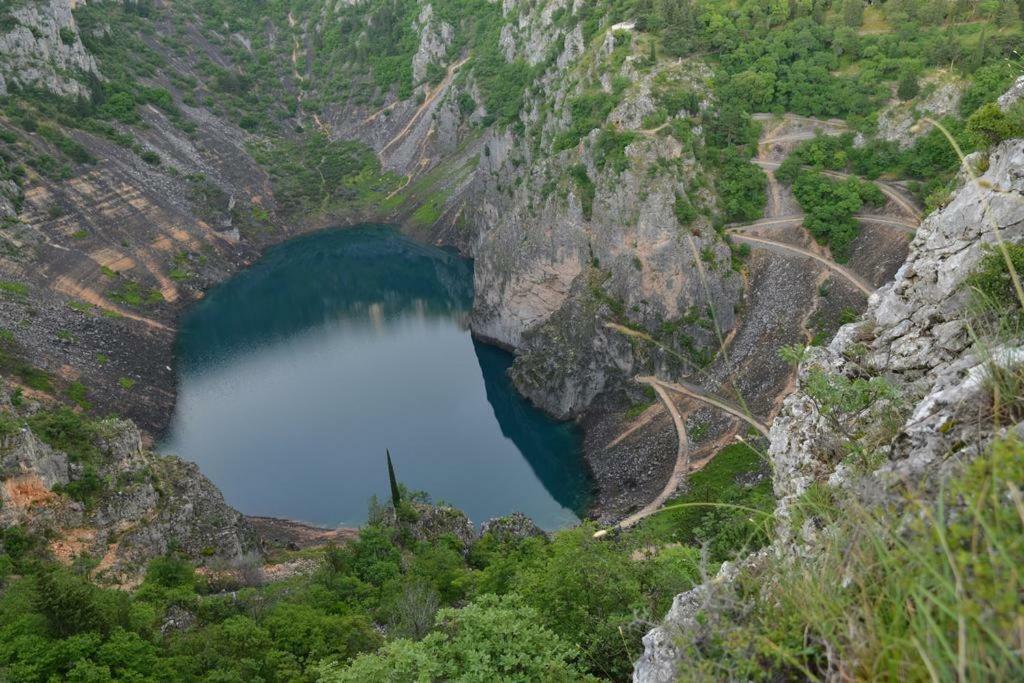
[0,387,261,586]
[467,27,737,420]
[633,138,1024,682]
[0,0,99,98]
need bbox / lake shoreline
[162,226,593,531]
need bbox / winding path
[727,213,915,235]
[642,376,771,438]
[853,214,918,233]
[753,160,922,222]
[612,373,772,530]
[379,56,470,157]
[600,113,920,533]
[726,232,875,296]
[615,379,690,529]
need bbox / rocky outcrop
[633,554,763,683]
[470,54,738,419]
[411,4,454,85]
[382,502,478,552]
[479,511,546,542]
[869,74,965,149]
[0,397,262,585]
[634,138,1024,681]
[772,139,1024,522]
[499,0,572,65]
[0,0,100,97]
[997,75,1024,110]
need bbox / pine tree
[634,0,657,31]
[386,449,401,508]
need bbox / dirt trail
[729,213,914,235]
[641,376,771,437]
[616,379,689,529]
[380,56,470,157]
[599,112,913,532]
[727,215,804,231]
[51,276,172,331]
[638,121,670,136]
[726,232,875,297]
[853,214,917,233]
[605,402,664,450]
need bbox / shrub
[965,103,1024,147]
[97,92,139,123]
[320,594,593,682]
[592,128,636,173]
[674,192,697,225]
[26,408,101,463]
[139,150,161,165]
[568,165,595,220]
[896,71,919,101]
[965,242,1024,319]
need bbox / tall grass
[678,435,1024,682]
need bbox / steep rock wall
[0,394,262,586]
[0,0,99,98]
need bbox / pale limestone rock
[0,0,100,98]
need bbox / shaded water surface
[161,226,590,529]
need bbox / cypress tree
[386,449,401,508]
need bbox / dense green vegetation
[636,0,1023,122]
[0,392,774,682]
[248,132,399,216]
[790,170,886,261]
[637,443,773,561]
[712,149,769,223]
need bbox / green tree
[658,0,697,56]
[386,449,401,508]
[513,525,645,679]
[319,594,596,682]
[840,0,865,27]
[897,71,920,101]
[32,566,128,638]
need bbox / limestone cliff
[0,386,261,586]
[0,0,99,98]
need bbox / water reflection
[162,225,590,529]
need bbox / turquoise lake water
[160,225,591,529]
